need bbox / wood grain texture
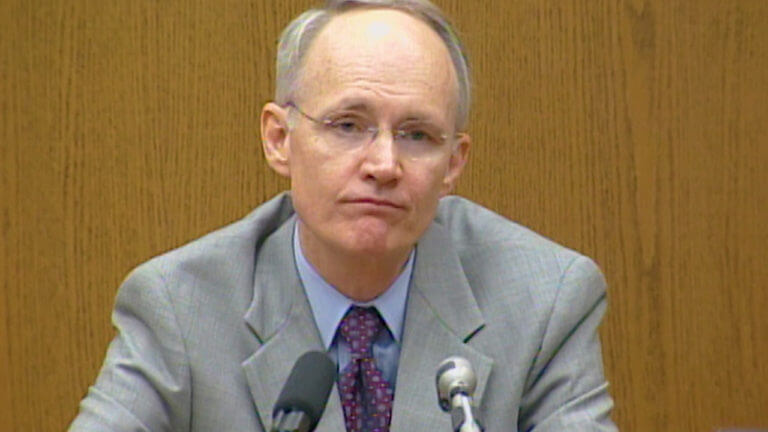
[2,0,766,430]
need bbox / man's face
[262,9,469,261]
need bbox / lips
[343,197,405,210]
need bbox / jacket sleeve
[518,255,619,431]
[69,261,191,432]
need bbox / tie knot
[338,306,385,358]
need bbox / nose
[360,129,402,185]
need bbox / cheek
[411,161,449,198]
[405,164,449,221]
[289,144,352,206]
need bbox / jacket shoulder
[121,193,296,305]
[139,193,294,273]
[435,195,580,263]
[434,196,605,313]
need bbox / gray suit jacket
[70,193,617,431]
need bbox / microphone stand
[449,392,484,432]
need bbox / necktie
[337,306,394,432]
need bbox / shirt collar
[293,222,413,349]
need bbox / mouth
[343,197,405,210]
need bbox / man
[71,0,618,431]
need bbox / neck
[298,224,412,302]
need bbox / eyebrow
[325,100,373,115]
[325,99,446,126]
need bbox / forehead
[298,9,458,122]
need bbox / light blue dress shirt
[293,223,414,387]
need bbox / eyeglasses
[285,102,460,160]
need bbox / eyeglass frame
[283,101,464,159]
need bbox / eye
[405,130,428,141]
[398,125,441,145]
[327,116,367,134]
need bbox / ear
[440,133,471,196]
[260,102,292,178]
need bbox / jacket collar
[241,209,491,432]
[389,221,492,431]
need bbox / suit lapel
[239,214,491,432]
[240,217,345,432]
[390,222,493,432]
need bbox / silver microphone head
[436,356,477,412]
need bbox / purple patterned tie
[337,306,394,432]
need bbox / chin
[337,219,411,257]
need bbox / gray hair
[275,0,471,130]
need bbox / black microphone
[271,351,336,432]
[436,356,484,432]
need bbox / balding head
[274,0,471,130]
[298,8,459,127]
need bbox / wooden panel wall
[2,1,766,430]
